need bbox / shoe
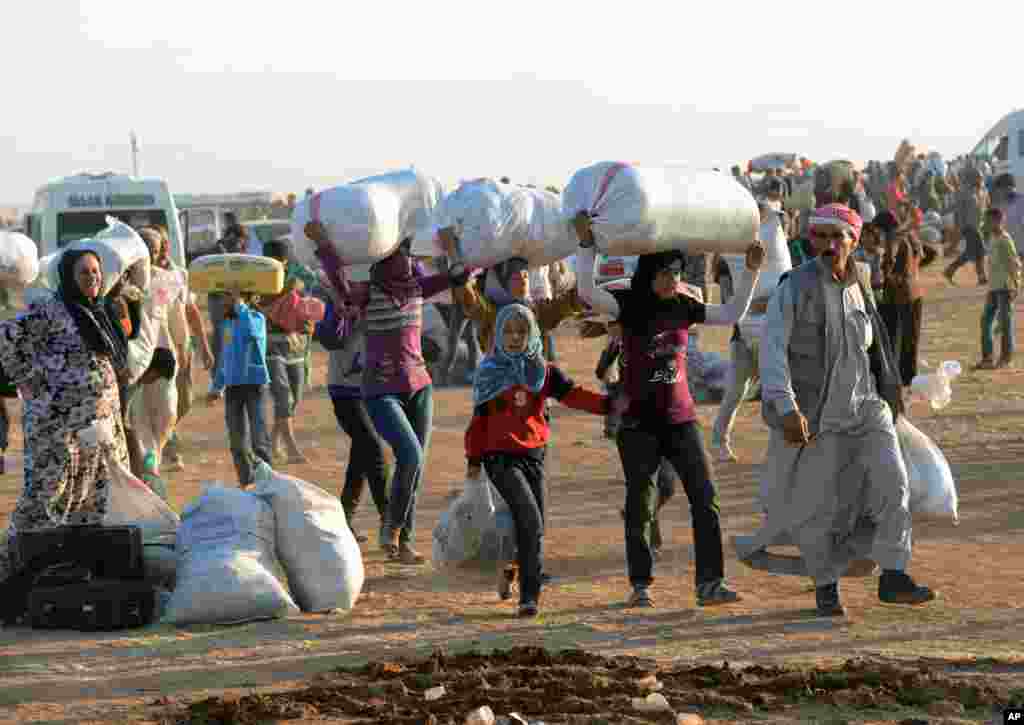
[878,571,936,605]
[815,582,847,617]
[627,587,654,608]
[498,565,517,601]
[974,358,997,370]
[997,356,1014,369]
[518,600,539,618]
[392,542,425,565]
[696,579,741,607]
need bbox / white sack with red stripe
[433,179,576,268]
[562,162,759,257]
[291,169,444,266]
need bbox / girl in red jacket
[466,303,608,617]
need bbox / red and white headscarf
[809,203,863,241]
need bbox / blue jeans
[365,385,433,544]
[224,384,272,486]
[981,290,1016,360]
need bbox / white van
[970,109,1024,185]
[22,173,185,303]
[24,172,186,267]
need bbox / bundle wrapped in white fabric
[164,485,299,625]
[433,179,576,268]
[896,418,959,524]
[251,463,364,612]
[562,162,759,256]
[39,218,151,296]
[0,231,39,287]
[291,169,443,266]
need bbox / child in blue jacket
[207,290,272,487]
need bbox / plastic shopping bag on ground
[895,417,959,524]
[251,463,364,612]
[910,360,962,410]
[164,484,299,625]
[434,471,515,567]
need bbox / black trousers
[484,452,546,604]
[879,298,923,386]
[331,395,389,525]
[617,421,724,588]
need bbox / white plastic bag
[562,162,759,257]
[895,417,959,523]
[433,180,576,268]
[910,360,962,410]
[251,464,364,612]
[164,485,299,625]
[0,231,39,287]
[434,472,516,567]
[292,169,443,266]
[103,457,180,538]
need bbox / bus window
[57,210,168,247]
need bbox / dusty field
[1,266,1023,724]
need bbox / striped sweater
[316,246,450,398]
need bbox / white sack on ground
[0,231,39,287]
[895,418,959,523]
[164,485,298,625]
[252,463,364,612]
[562,162,759,257]
[291,169,443,266]
[433,180,576,268]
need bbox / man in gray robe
[736,203,935,617]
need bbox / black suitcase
[28,575,157,631]
[16,525,144,580]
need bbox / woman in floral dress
[0,249,129,582]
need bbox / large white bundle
[0,231,39,287]
[563,162,759,257]
[291,169,443,266]
[252,464,364,612]
[164,485,299,625]
[434,180,576,268]
[896,418,959,524]
[50,219,151,296]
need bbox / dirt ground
[1,266,1023,724]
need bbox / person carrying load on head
[305,220,471,565]
[575,211,764,609]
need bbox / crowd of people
[0,148,1017,620]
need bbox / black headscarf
[614,250,686,332]
[57,250,129,372]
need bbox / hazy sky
[1,1,1015,205]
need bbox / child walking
[466,304,609,618]
[207,290,272,487]
[977,207,1020,369]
